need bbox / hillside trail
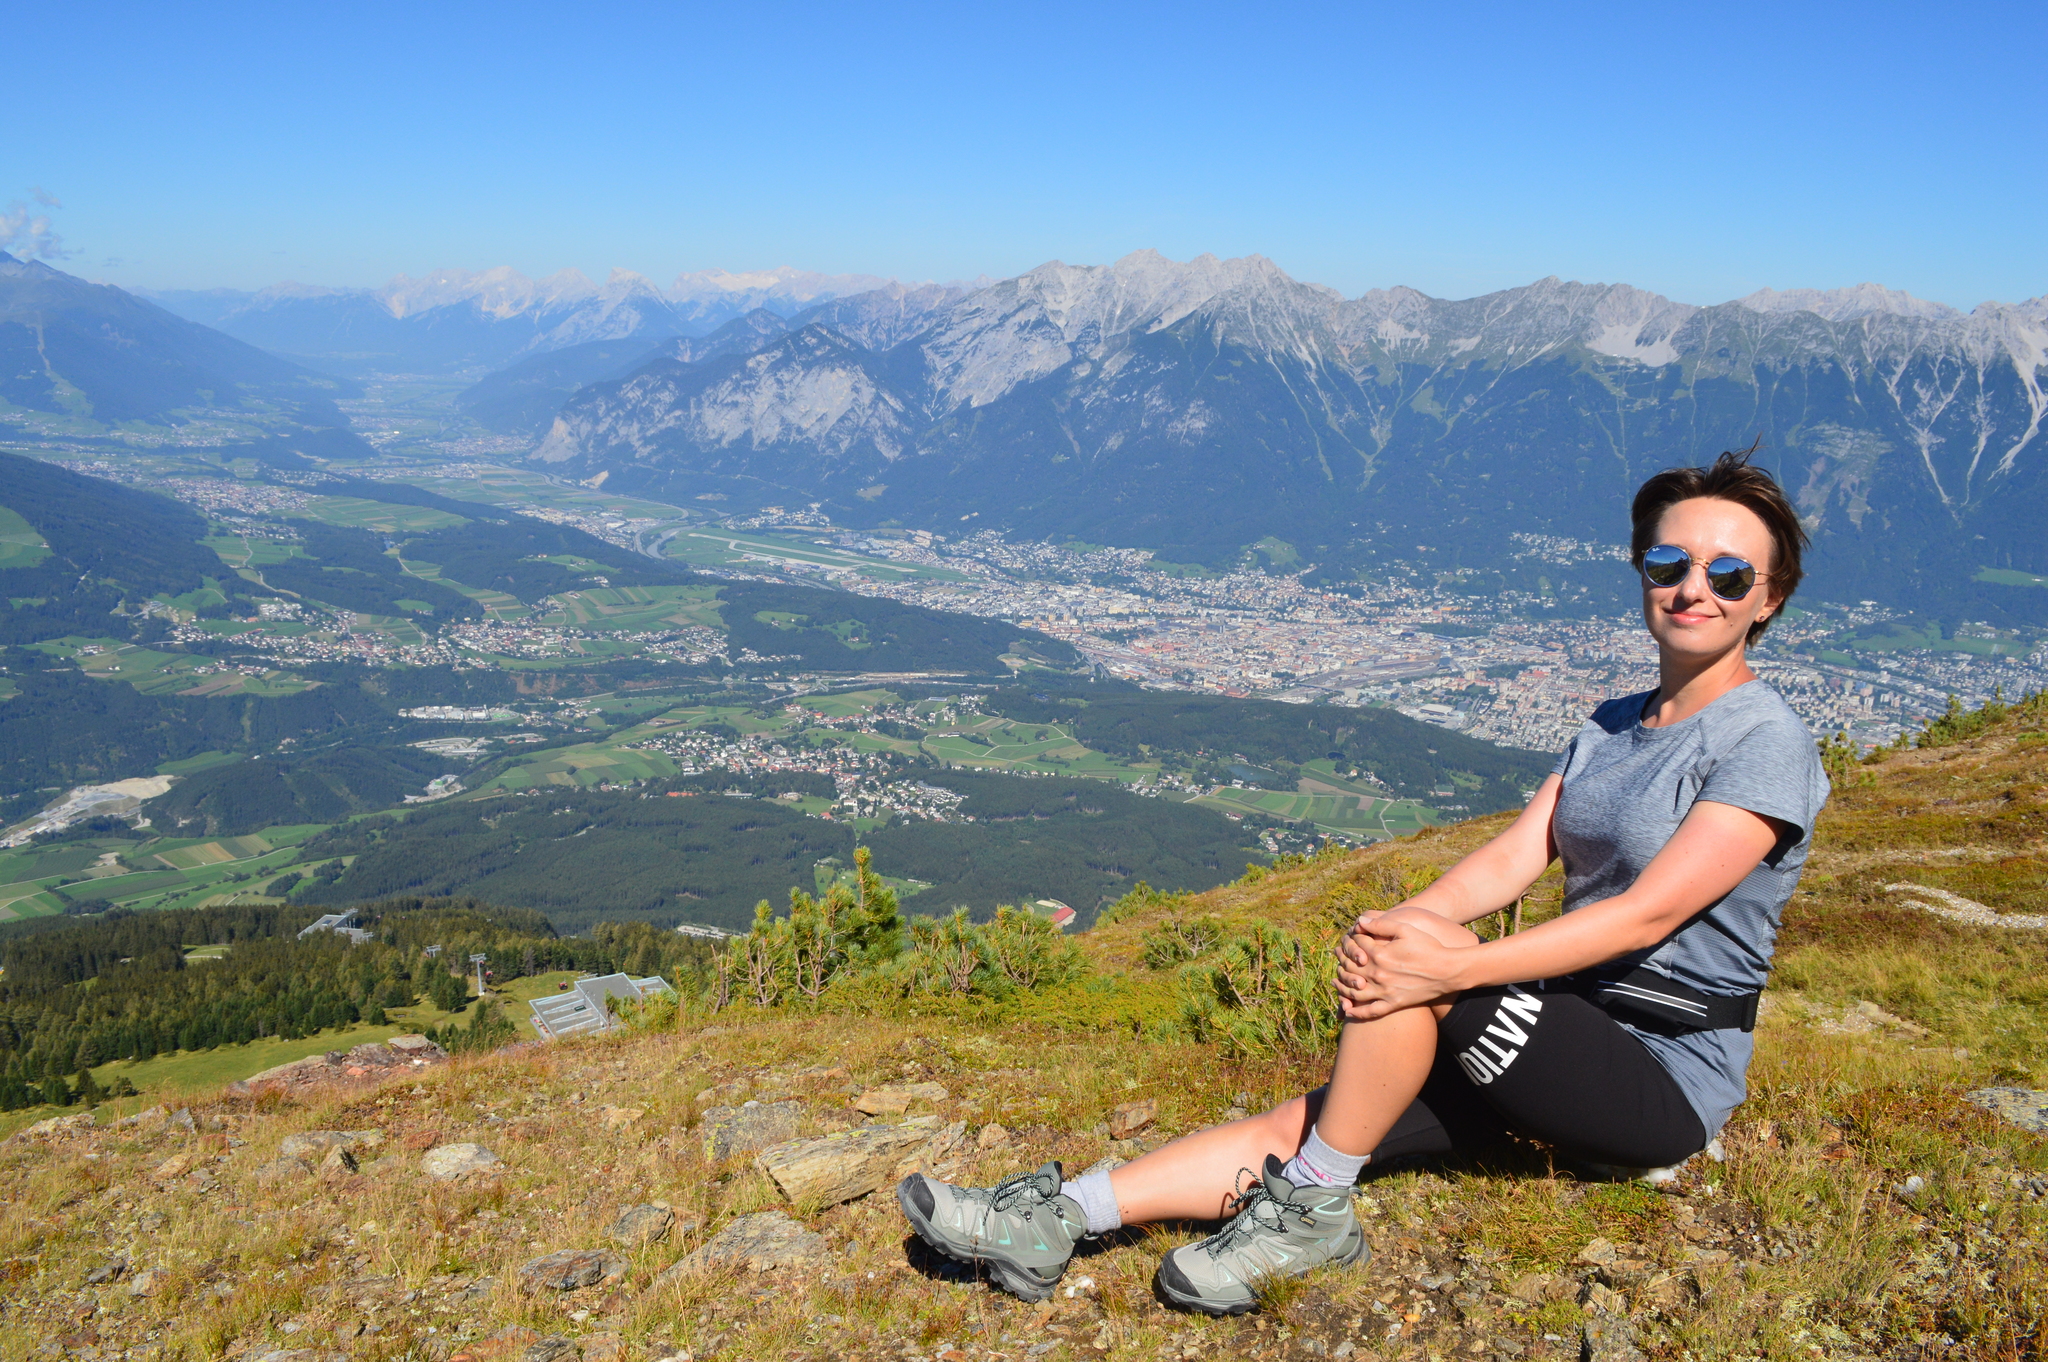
[4,702,2046,1361]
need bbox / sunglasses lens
[1640,544,1689,586]
[1706,557,1756,600]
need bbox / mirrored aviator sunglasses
[1638,543,1760,601]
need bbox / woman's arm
[1387,773,1563,927]
[1337,799,1786,1019]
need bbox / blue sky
[7,0,2044,307]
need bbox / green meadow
[34,637,315,697]
[0,503,51,568]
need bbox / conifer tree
[74,1067,104,1107]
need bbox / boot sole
[895,1176,1065,1304]
[1157,1224,1371,1316]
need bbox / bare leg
[1104,1093,1321,1224]
[1106,908,1479,1223]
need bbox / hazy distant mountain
[145,265,907,377]
[532,250,2048,621]
[455,282,983,435]
[0,252,356,429]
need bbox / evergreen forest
[0,898,713,1112]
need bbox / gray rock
[319,1145,359,1176]
[609,1202,676,1246]
[755,1122,940,1207]
[1966,1087,2048,1134]
[169,1107,197,1135]
[655,1211,825,1281]
[1582,1311,1646,1362]
[129,1269,162,1297]
[254,1156,312,1184]
[84,1256,129,1285]
[700,1101,802,1161]
[449,1275,495,1305]
[420,1142,500,1180]
[517,1248,628,1293]
[279,1129,383,1160]
[524,1338,580,1362]
[1078,1155,1126,1179]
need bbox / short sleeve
[1697,716,1831,859]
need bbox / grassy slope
[3,710,2044,1361]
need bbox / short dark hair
[1630,440,1809,644]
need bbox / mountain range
[143,265,942,376]
[16,248,2048,624]
[523,251,2048,620]
[0,251,355,430]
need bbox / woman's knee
[1250,1091,1318,1146]
[1379,905,1482,949]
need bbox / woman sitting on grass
[897,447,1832,1315]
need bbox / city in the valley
[39,437,2042,762]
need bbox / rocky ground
[4,706,2047,1362]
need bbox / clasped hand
[1332,907,1471,1021]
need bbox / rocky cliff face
[531,252,2048,616]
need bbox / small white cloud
[1,190,70,259]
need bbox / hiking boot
[1156,1154,1369,1315]
[897,1161,1086,1302]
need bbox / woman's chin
[1648,625,1743,659]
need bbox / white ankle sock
[1279,1126,1370,1189]
[1061,1170,1122,1235]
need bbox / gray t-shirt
[1549,679,1830,1135]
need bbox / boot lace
[1203,1168,1286,1258]
[963,1168,1055,1220]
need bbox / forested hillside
[0,897,712,1111]
[0,452,255,644]
[986,687,1548,811]
[293,771,1264,932]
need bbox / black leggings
[1367,981,1708,1169]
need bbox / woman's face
[1640,496,1780,663]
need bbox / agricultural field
[535,584,723,631]
[150,833,279,869]
[392,555,530,620]
[298,495,470,533]
[920,713,1149,779]
[485,742,679,791]
[155,750,245,777]
[1193,759,1440,841]
[0,824,331,921]
[33,637,316,697]
[202,533,304,569]
[1194,785,1438,840]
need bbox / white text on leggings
[1457,986,1544,1085]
